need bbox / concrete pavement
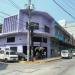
[0,57,75,75]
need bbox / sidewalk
[19,57,61,64]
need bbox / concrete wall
[18,10,53,35]
[2,15,18,33]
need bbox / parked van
[72,50,75,56]
[61,50,72,59]
[0,49,18,62]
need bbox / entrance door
[23,46,27,55]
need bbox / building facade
[0,24,2,33]
[0,9,75,58]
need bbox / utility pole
[26,0,34,61]
[72,33,73,46]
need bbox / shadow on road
[0,62,8,70]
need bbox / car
[72,51,75,56]
[17,53,27,61]
[61,50,72,59]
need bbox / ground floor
[0,44,60,60]
[0,32,74,60]
[0,45,48,59]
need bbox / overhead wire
[0,11,10,16]
[58,0,75,24]
[59,0,75,28]
[7,0,20,9]
[53,0,75,20]
[1,0,75,26]
[53,0,75,35]
[62,0,75,11]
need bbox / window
[10,52,16,55]
[7,37,15,43]
[26,22,39,30]
[44,26,50,33]
[0,48,1,50]
[33,37,42,42]
[33,37,47,43]
[6,52,9,55]
[26,22,28,29]
[0,50,4,54]
[10,47,17,52]
[43,38,47,43]
[5,48,9,50]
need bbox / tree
[35,47,44,59]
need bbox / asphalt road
[0,57,75,75]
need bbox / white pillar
[27,31,31,61]
[17,45,23,53]
[47,37,51,58]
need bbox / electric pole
[26,0,34,61]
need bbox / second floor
[2,9,54,36]
[53,22,75,46]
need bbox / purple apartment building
[0,9,75,58]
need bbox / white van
[0,50,18,62]
[61,50,72,59]
[72,50,75,56]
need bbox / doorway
[23,46,27,55]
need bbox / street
[0,57,75,75]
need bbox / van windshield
[61,50,68,53]
[10,52,16,55]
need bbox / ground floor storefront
[0,45,48,60]
[0,35,74,60]
[50,37,75,57]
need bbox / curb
[19,57,61,64]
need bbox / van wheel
[5,58,7,63]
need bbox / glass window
[10,52,16,55]
[5,48,9,50]
[0,48,1,50]
[44,26,50,33]
[6,52,9,55]
[26,22,28,29]
[10,47,17,52]
[33,37,42,42]
[26,22,39,30]
[33,37,47,43]
[7,37,15,43]
[43,38,47,43]
[0,50,4,54]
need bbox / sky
[0,0,75,23]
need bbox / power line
[62,0,75,11]
[7,0,20,9]
[0,11,10,16]
[53,0,75,20]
